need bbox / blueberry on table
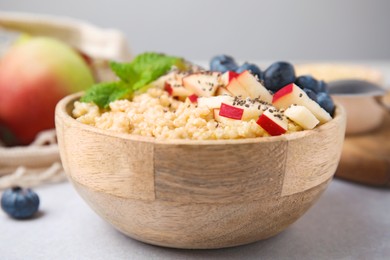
[317,92,335,115]
[210,54,238,73]
[235,62,263,80]
[264,61,296,92]
[303,88,318,102]
[1,186,40,219]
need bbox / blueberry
[210,55,238,73]
[264,61,296,92]
[303,88,318,102]
[1,186,40,219]
[235,62,263,80]
[295,75,320,93]
[317,92,335,115]
[318,80,329,93]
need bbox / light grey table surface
[1,62,390,260]
[1,179,389,260]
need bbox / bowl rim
[55,92,345,146]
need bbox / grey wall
[1,0,390,61]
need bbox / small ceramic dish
[55,93,346,249]
[331,91,388,135]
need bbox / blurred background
[1,2,390,258]
[1,0,390,61]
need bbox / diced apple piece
[226,78,249,98]
[197,96,234,109]
[230,97,266,121]
[214,97,267,122]
[182,72,220,97]
[220,71,239,86]
[187,94,198,103]
[164,82,193,98]
[213,109,242,126]
[236,71,273,103]
[175,71,189,82]
[284,105,319,130]
[241,105,265,121]
[219,103,244,120]
[272,84,332,124]
[216,86,232,96]
[256,108,288,136]
[230,96,268,121]
[164,81,174,95]
[151,71,177,89]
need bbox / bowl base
[71,178,331,249]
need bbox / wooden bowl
[55,93,346,249]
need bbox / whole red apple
[0,37,95,146]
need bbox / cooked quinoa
[73,88,303,140]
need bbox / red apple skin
[226,71,239,79]
[256,114,287,136]
[0,72,68,145]
[219,103,244,120]
[164,82,174,95]
[0,37,94,146]
[188,94,198,103]
[272,83,294,103]
[221,71,239,85]
[272,83,332,124]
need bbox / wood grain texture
[72,179,330,249]
[282,113,346,196]
[154,141,287,203]
[335,111,390,187]
[55,100,155,201]
[55,93,346,249]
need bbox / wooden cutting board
[335,112,390,187]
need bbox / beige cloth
[0,12,131,61]
[0,130,66,189]
[0,12,132,83]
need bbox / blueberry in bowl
[235,62,263,80]
[210,54,238,73]
[264,61,296,92]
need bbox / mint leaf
[130,52,184,90]
[81,52,187,108]
[132,64,170,90]
[131,53,170,71]
[131,52,185,74]
[109,61,138,84]
[80,81,130,108]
